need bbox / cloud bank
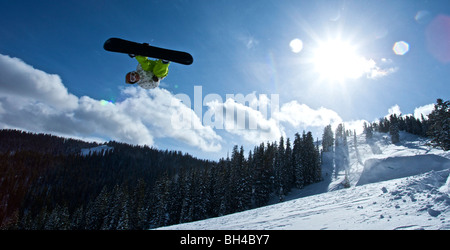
[274,101,343,128]
[205,96,283,144]
[386,103,435,120]
[0,54,222,152]
[0,53,344,150]
[0,54,435,154]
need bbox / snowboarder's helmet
[126,71,140,84]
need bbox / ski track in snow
[157,132,450,230]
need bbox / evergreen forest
[0,129,321,229]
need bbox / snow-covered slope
[80,144,113,156]
[158,132,450,230]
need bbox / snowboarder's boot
[126,71,140,84]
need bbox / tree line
[151,131,322,227]
[363,98,449,150]
[0,129,321,229]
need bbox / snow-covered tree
[364,122,373,141]
[322,125,334,152]
[335,124,349,176]
[427,98,450,150]
[389,114,400,144]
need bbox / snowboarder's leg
[153,59,170,78]
[135,55,156,72]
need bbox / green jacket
[135,55,170,78]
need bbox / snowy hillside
[158,132,450,230]
[80,144,114,156]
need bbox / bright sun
[312,39,370,82]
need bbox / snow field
[160,169,450,230]
[158,131,450,230]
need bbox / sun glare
[312,39,368,82]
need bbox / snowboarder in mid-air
[103,38,193,89]
[126,45,170,89]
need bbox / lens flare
[289,38,304,53]
[415,10,431,24]
[426,15,450,63]
[100,99,114,106]
[393,41,409,55]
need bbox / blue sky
[1,0,449,159]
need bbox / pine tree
[85,186,109,230]
[153,173,171,227]
[420,114,429,137]
[132,179,150,229]
[284,138,294,193]
[274,136,285,201]
[229,145,240,212]
[303,131,319,185]
[293,133,304,188]
[252,143,271,207]
[193,169,209,221]
[237,146,252,211]
[117,198,130,230]
[335,124,349,176]
[44,204,69,230]
[322,125,334,152]
[215,158,230,216]
[71,206,84,230]
[364,122,373,141]
[314,137,322,182]
[102,184,122,229]
[427,99,450,150]
[389,120,400,144]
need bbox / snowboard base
[104,38,193,65]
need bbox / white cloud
[274,101,343,128]
[385,103,434,121]
[414,103,434,119]
[363,57,398,79]
[205,97,283,144]
[118,87,222,152]
[75,95,155,145]
[367,64,398,79]
[0,54,78,110]
[344,119,369,135]
[203,98,350,145]
[387,104,402,116]
[0,54,222,152]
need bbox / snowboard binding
[126,71,140,84]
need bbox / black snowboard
[104,38,193,65]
